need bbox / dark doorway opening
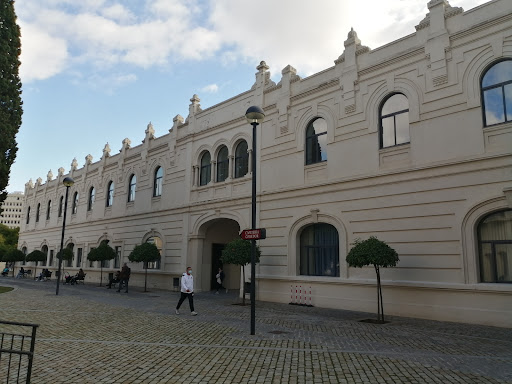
[211,243,225,290]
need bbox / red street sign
[240,228,266,240]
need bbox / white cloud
[201,84,219,93]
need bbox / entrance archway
[197,218,241,292]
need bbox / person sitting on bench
[2,267,9,276]
[16,267,25,279]
[107,270,120,289]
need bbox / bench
[23,270,32,278]
[75,273,86,285]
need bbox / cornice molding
[290,78,340,103]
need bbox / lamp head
[245,106,265,124]
[63,177,74,187]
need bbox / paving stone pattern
[0,278,511,384]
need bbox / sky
[7,0,488,193]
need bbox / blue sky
[8,0,487,193]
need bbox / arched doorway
[197,218,241,292]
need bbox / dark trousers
[117,278,129,292]
[176,292,194,312]
[216,281,225,291]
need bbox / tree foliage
[221,238,261,305]
[88,242,116,286]
[26,250,47,277]
[3,248,25,277]
[57,248,73,261]
[346,236,399,323]
[0,1,23,207]
[128,242,160,292]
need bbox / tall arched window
[200,152,211,186]
[106,181,114,207]
[36,203,40,222]
[46,200,52,220]
[88,187,95,211]
[153,167,163,197]
[41,245,48,266]
[481,60,512,126]
[478,209,512,283]
[305,118,328,165]
[300,223,339,277]
[380,93,410,148]
[234,141,248,178]
[128,174,136,202]
[146,236,162,269]
[26,206,30,224]
[72,192,79,214]
[216,146,229,182]
[58,196,64,217]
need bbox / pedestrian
[176,267,197,315]
[117,263,131,293]
[215,267,227,294]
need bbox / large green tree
[221,238,260,305]
[128,242,160,292]
[87,242,116,286]
[3,248,24,277]
[346,236,399,323]
[0,0,23,208]
[25,250,46,279]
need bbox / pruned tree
[3,248,25,277]
[128,242,160,292]
[57,248,73,281]
[0,0,23,207]
[87,242,116,286]
[221,238,260,305]
[346,236,399,323]
[25,250,46,278]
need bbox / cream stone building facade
[0,192,24,229]
[18,0,512,327]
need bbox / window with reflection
[58,196,63,217]
[380,93,410,148]
[128,174,136,202]
[235,141,248,178]
[36,203,40,222]
[216,146,229,182]
[478,209,512,283]
[88,187,95,211]
[106,181,114,207]
[481,60,512,127]
[146,236,162,269]
[72,192,79,214]
[46,200,52,220]
[200,152,211,186]
[305,118,328,165]
[26,206,30,224]
[153,167,163,197]
[299,223,339,277]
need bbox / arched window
[234,141,248,178]
[200,152,211,186]
[36,203,40,222]
[481,60,512,127]
[106,181,114,207]
[299,223,339,277]
[26,206,30,224]
[128,174,136,202]
[216,146,229,182]
[153,167,163,197]
[72,192,79,214]
[88,187,95,211]
[42,245,48,266]
[66,243,74,268]
[478,209,512,283]
[305,118,328,165]
[58,196,64,217]
[380,93,410,148]
[146,236,162,269]
[46,200,52,220]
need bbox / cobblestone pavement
[0,278,511,384]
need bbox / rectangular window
[76,248,82,268]
[49,250,54,267]
[114,246,121,269]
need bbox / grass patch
[0,286,14,294]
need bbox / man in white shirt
[175,267,197,316]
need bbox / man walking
[176,267,197,315]
[117,263,131,293]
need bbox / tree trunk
[100,265,103,286]
[375,265,382,322]
[34,261,38,281]
[242,265,246,305]
[144,267,148,292]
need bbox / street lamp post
[245,106,265,335]
[56,176,74,295]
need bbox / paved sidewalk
[0,277,511,384]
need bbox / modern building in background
[0,192,24,229]
[18,0,512,327]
